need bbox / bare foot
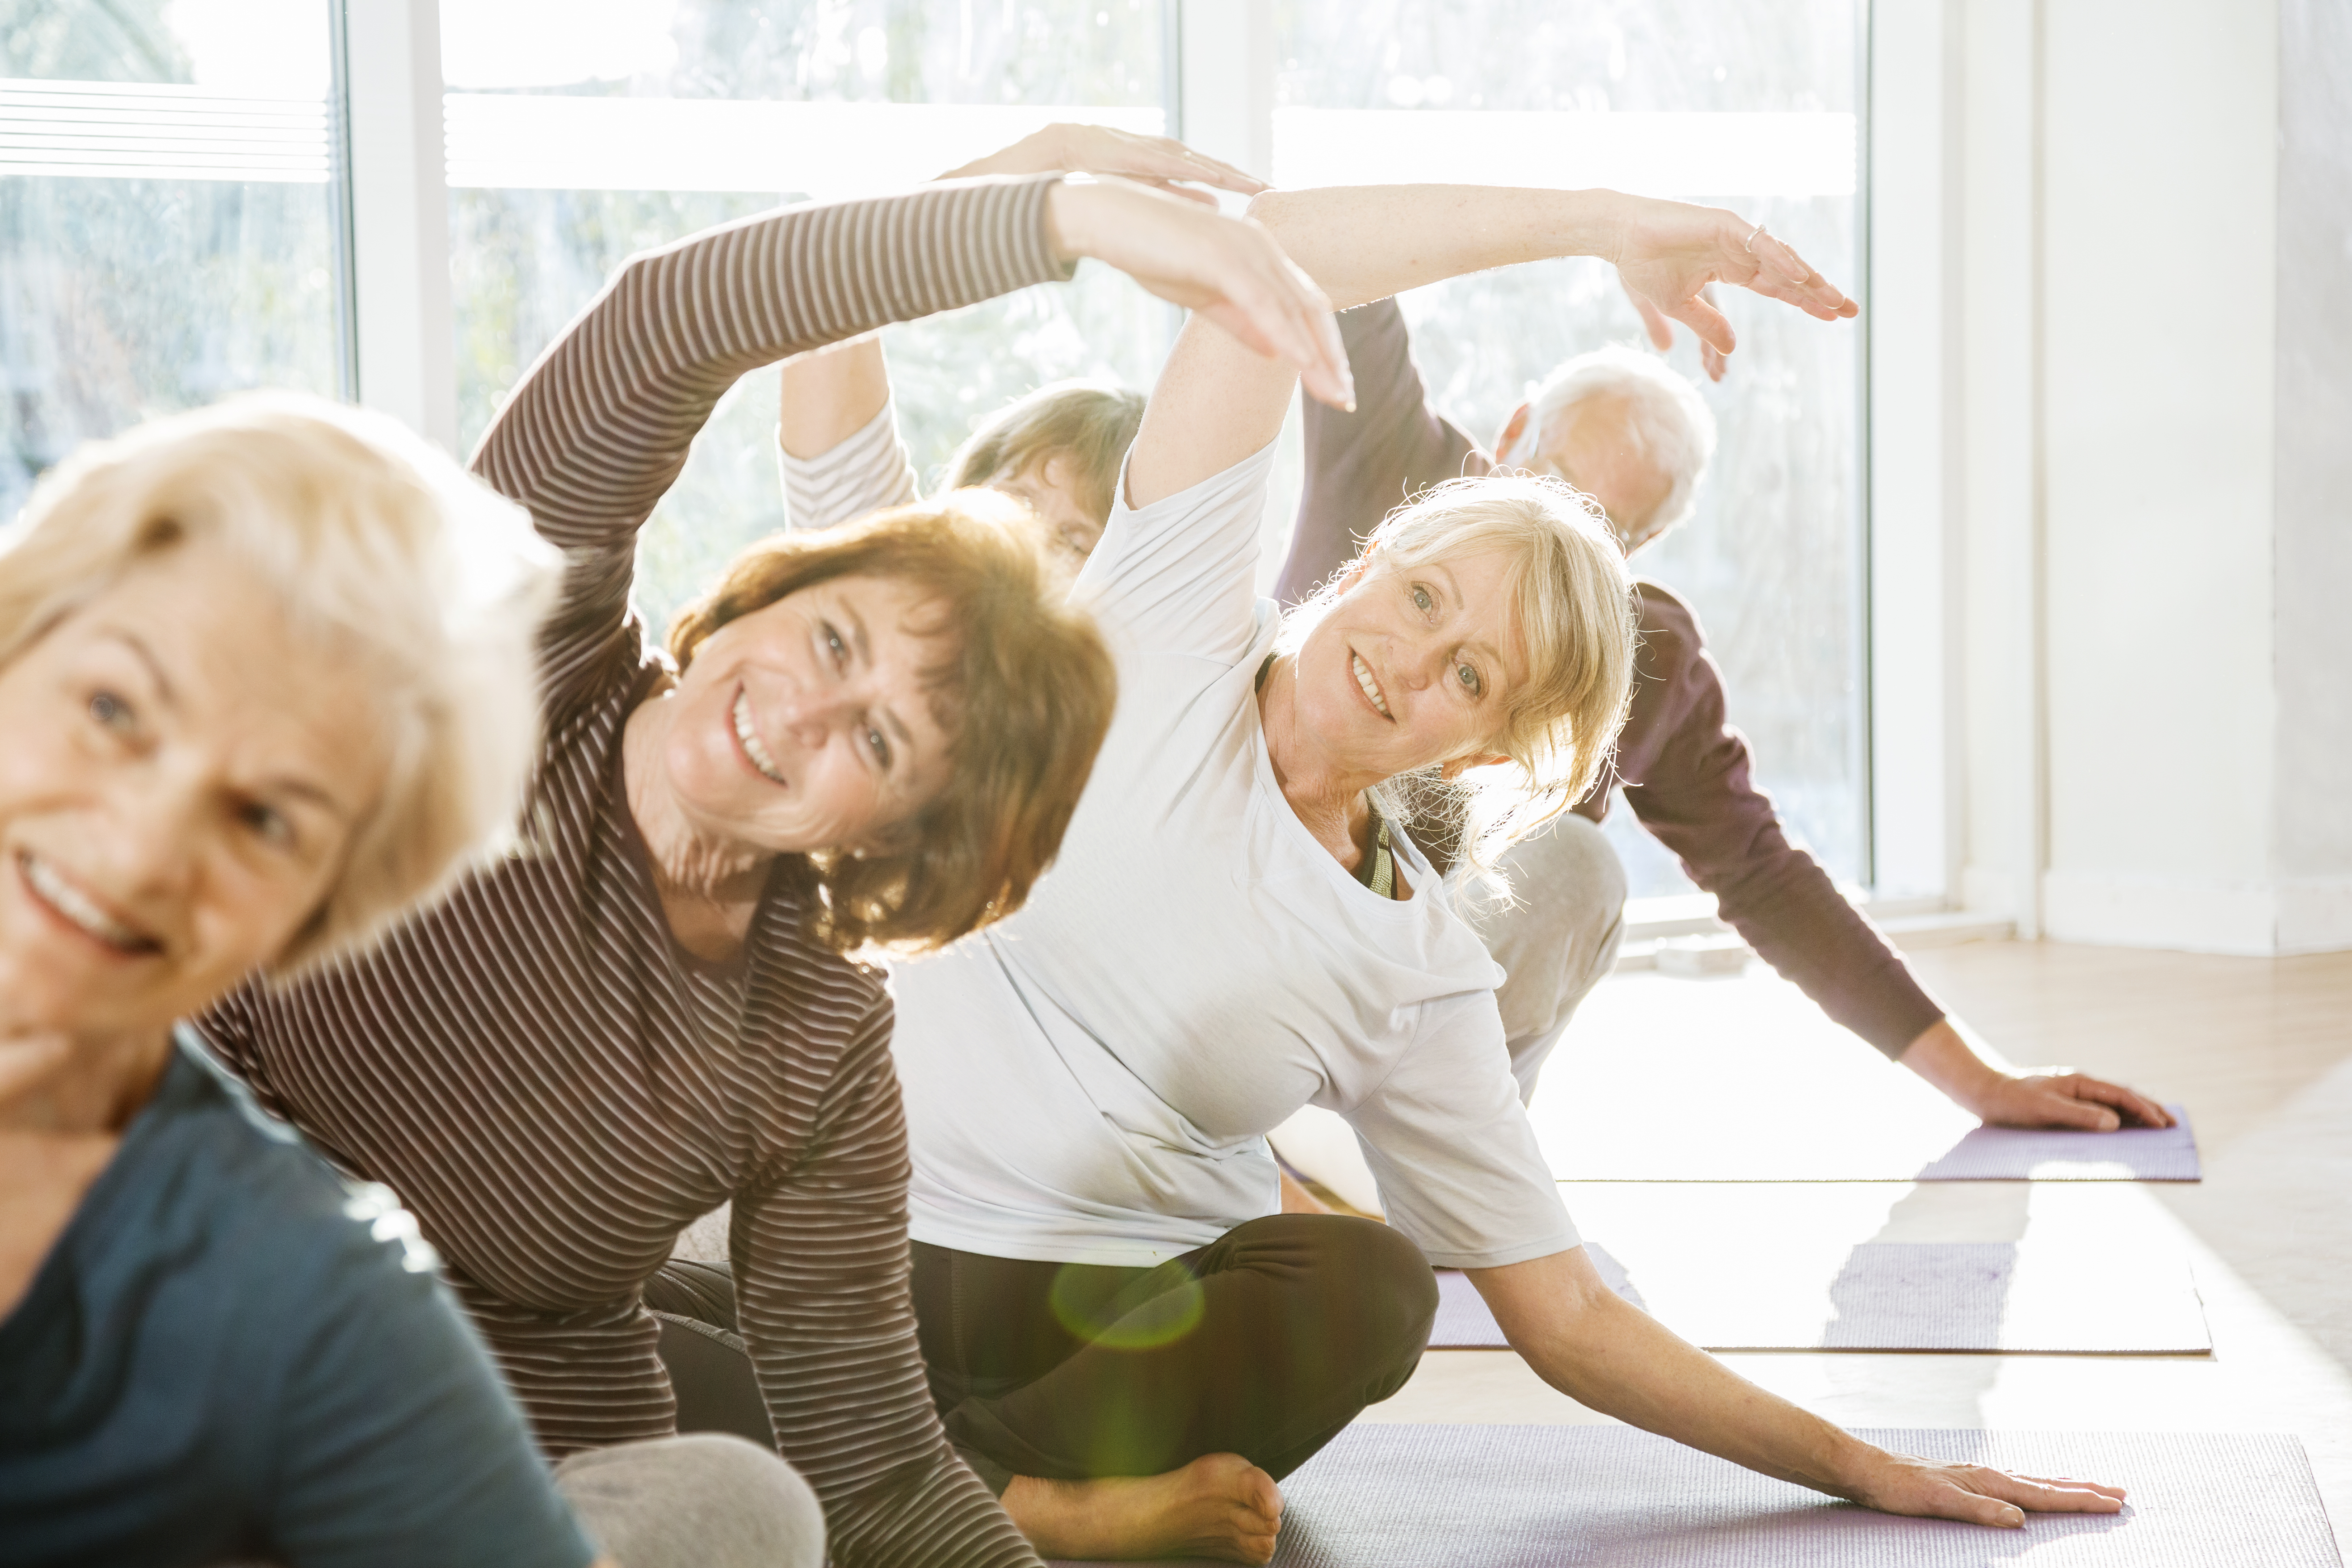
[1003,1452,1282,1564]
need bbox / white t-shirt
[889,443,1579,1270]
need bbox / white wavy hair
[1522,345,1718,539]
[0,391,559,975]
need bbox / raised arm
[474,175,1343,717]
[1127,185,1854,511]
[776,123,1277,524]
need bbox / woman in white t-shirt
[626,167,2123,1562]
[872,181,2128,1565]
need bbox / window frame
[331,0,1932,906]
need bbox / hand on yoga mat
[1901,1017,2177,1130]
[1045,178,1354,411]
[941,121,1267,208]
[1841,1449,2129,1528]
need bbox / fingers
[1200,279,1352,411]
[1139,177,1223,209]
[1165,142,1268,197]
[1666,294,1737,357]
[1932,1480,2026,1529]
[1625,281,1676,351]
[1752,230,1858,319]
[2015,1085,2122,1132]
[1973,1467,2129,1514]
[2064,1074,2175,1129]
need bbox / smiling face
[0,542,387,1039]
[1288,549,1532,782]
[656,573,958,854]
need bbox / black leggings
[645,1214,1437,1494]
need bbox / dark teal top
[0,1031,596,1568]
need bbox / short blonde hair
[1280,473,1638,878]
[0,391,558,974]
[945,379,1145,523]
[669,490,1115,952]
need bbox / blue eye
[1457,663,1481,694]
[89,690,133,729]
[867,727,891,767]
[1411,585,1433,613]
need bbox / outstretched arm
[1472,1248,2129,1527]
[777,123,1277,502]
[1127,185,1854,510]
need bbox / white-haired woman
[0,396,817,1567]
[859,185,2129,1564]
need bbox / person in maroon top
[1270,294,2170,1134]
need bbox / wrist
[1560,187,1636,265]
[1042,176,1091,265]
[1817,1431,1889,1502]
[1899,1018,2010,1114]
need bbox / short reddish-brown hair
[667,493,1115,952]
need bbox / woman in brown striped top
[193,174,1351,1568]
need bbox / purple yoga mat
[1051,1427,2339,1567]
[1915,1111,2200,1180]
[1428,1242,2211,1354]
[1540,1105,2200,1183]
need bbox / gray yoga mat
[1052,1426,2339,1567]
[1540,1105,2200,1183]
[1428,1241,2211,1354]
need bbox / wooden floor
[1359,939,2352,1527]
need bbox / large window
[5,0,1867,894]
[1270,0,1868,894]
[441,0,1171,633]
[0,0,343,520]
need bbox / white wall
[1930,0,2350,955]
[2271,0,2352,951]
[1866,0,1963,904]
[1955,0,2046,933]
[2039,0,2281,948]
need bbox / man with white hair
[1271,295,2167,1151]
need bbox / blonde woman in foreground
[0,396,816,1567]
[866,185,2130,1563]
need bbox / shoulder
[1633,579,1710,673]
[173,1040,445,1294]
[751,875,895,1050]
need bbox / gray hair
[0,391,559,975]
[1526,345,1717,538]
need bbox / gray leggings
[1451,809,1630,1101]
[553,1434,825,1568]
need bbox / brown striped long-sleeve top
[197,178,1074,1568]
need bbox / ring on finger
[1744,222,1768,252]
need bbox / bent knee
[1505,811,1627,911]
[1314,1217,1438,1349]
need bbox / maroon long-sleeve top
[1273,298,1943,1058]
